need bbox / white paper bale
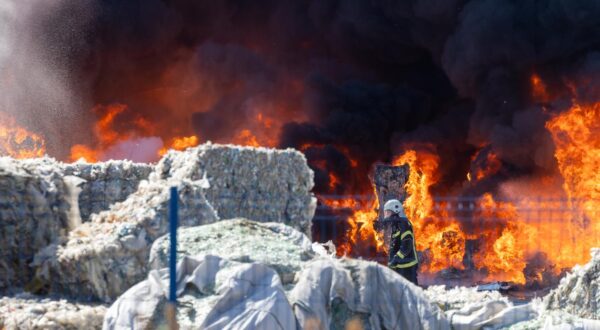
[63,161,152,221]
[0,157,70,291]
[0,157,152,291]
[33,178,218,302]
[155,143,316,235]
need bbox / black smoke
[20,0,600,193]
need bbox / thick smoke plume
[3,0,600,194]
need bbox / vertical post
[165,186,179,330]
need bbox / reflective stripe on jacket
[386,214,418,269]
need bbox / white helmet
[383,199,406,217]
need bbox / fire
[0,112,46,158]
[159,135,199,156]
[69,104,134,162]
[531,73,550,102]
[471,194,530,284]
[328,172,340,190]
[469,149,502,181]
[328,186,383,257]
[393,149,466,273]
[545,101,600,268]
[234,129,261,147]
[70,104,201,162]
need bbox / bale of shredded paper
[33,178,218,302]
[0,157,70,291]
[543,248,600,319]
[63,161,152,221]
[149,218,315,285]
[0,293,106,330]
[0,157,152,291]
[155,143,316,235]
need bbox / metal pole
[165,186,179,330]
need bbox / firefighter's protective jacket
[385,213,418,269]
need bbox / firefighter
[380,199,419,285]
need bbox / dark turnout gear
[380,213,419,285]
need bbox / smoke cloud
[3,0,600,193]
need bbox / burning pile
[326,96,599,287]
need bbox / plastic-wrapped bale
[149,218,315,285]
[289,258,450,330]
[0,294,106,330]
[104,255,297,329]
[106,255,450,329]
[0,157,71,291]
[63,161,152,222]
[33,178,218,302]
[543,248,600,319]
[155,143,316,235]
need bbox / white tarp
[103,255,296,330]
[289,258,450,330]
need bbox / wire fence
[314,195,599,290]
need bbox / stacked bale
[63,161,152,221]
[33,178,218,302]
[0,158,154,292]
[0,158,70,291]
[155,143,316,235]
[33,143,316,302]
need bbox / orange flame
[0,113,46,158]
[469,149,502,181]
[69,104,132,162]
[393,149,466,273]
[545,101,600,268]
[234,129,261,147]
[159,135,199,156]
[531,73,550,102]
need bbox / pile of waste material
[104,218,450,329]
[0,157,152,291]
[27,144,315,302]
[32,177,219,301]
[149,218,314,285]
[543,248,600,319]
[63,161,153,222]
[155,144,316,234]
[0,158,69,291]
[0,294,106,330]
